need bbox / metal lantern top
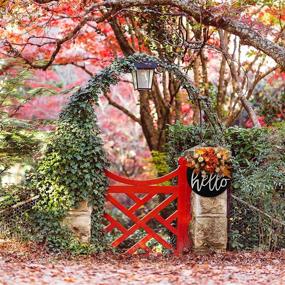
[134,61,158,70]
[132,60,158,91]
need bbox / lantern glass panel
[131,70,138,89]
[136,69,151,90]
[148,70,154,89]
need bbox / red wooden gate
[104,157,191,255]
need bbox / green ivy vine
[32,53,218,252]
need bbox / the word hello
[190,171,230,192]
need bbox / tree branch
[90,0,285,69]
[107,17,135,56]
[218,30,261,127]
[232,194,285,228]
[29,1,285,70]
[226,65,277,126]
[103,92,141,124]
[10,8,118,70]
[33,0,58,3]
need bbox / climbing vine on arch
[32,53,223,251]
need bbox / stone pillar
[190,191,228,253]
[62,201,92,243]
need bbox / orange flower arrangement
[185,146,231,177]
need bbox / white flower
[193,153,199,158]
[198,156,204,162]
[215,167,220,172]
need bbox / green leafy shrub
[166,122,217,169]
[228,126,285,250]
[256,91,285,125]
[30,91,109,251]
[0,122,47,180]
[0,120,47,223]
[0,120,48,241]
[166,122,285,250]
[150,151,170,176]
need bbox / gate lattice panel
[104,157,191,255]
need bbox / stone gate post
[190,191,228,252]
[62,201,92,243]
[184,146,231,253]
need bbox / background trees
[0,0,284,175]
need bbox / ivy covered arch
[34,53,222,251]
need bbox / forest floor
[0,240,284,285]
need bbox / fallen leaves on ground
[0,240,284,285]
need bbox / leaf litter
[0,241,284,285]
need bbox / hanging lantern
[131,61,158,91]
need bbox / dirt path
[0,242,284,285]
